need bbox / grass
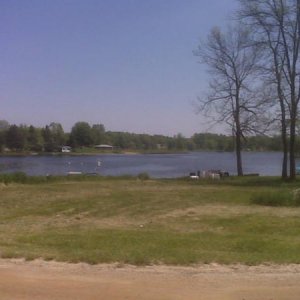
[1,176,300,265]
[250,189,300,207]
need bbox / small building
[61,146,72,153]
[94,144,113,150]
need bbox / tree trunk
[281,134,288,179]
[289,108,297,179]
[234,86,243,176]
[235,131,243,176]
[235,108,243,176]
[280,104,288,179]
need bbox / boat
[67,171,82,175]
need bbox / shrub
[292,189,300,206]
[0,172,28,184]
[250,190,300,207]
[137,172,150,180]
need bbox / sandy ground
[0,259,300,300]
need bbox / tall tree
[70,122,93,147]
[91,124,105,145]
[27,125,43,151]
[49,122,66,147]
[0,120,9,151]
[194,24,263,175]
[0,120,9,131]
[6,125,26,151]
[42,125,54,152]
[239,0,300,179]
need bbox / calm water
[0,152,289,178]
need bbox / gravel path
[0,259,299,300]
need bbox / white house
[61,146,72,153]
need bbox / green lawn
[0,176,300,265]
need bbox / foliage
[70,122,93,147]
[0,119,297,154]
[6,125,26,151]
[137,172,150,180]
[91,124,105,145]
[27,125,43,151]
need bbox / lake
[0,152,288,178]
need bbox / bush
[292,189,300,206]
[0,172,59,184]
[0,172,28,184]
[137,172,150,180]
[250,190,300,207]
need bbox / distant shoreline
[0,150,193,156]
[0,149,285,157]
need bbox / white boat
[67,171,82,175]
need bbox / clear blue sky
[1,0,238,137]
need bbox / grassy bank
[1,176,300,265]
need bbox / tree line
[0,120,293,153]
[195,0,300,179]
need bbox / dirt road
[0,259,299,300]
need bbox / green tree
[70,122,93,147]
[49,122,66,148]
[42,125,55,152]
[0,120,9,131]
[27,125,43,151]
[174,133,186,150]
[0,120,9,151]
[6,125,26,151]
[91,124,105,145]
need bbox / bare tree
[194,24,264,176]
[239,0,300,179]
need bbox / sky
[1,0,238,137]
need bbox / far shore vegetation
[1,174,300,265]
[0,120,293,156]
